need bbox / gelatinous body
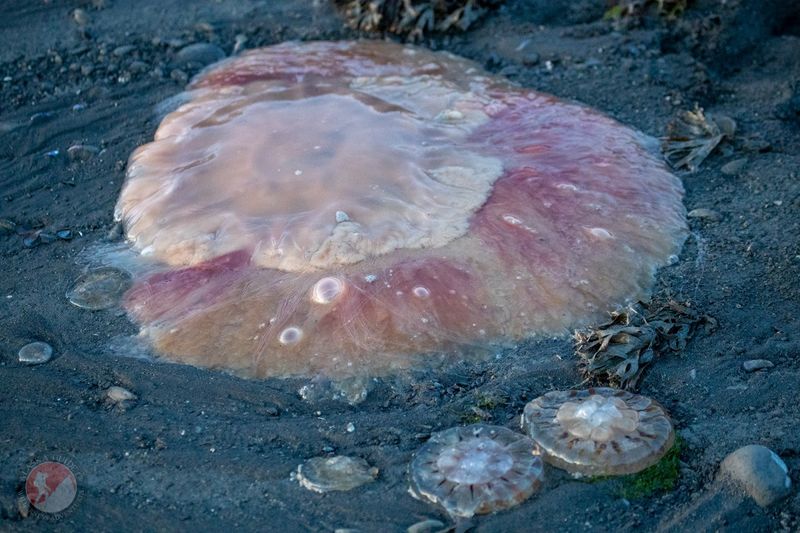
[116,41,686,378]
[521,388,675,476]
[67,267,132,310]
[409,424,544,517]
[296,456,377,493]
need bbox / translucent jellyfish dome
[409,424,544,517]
[521,388,675,476]
[116,40,686,378]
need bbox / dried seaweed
[661,106,736,172]
[335,0,502,40]
[575,299,716,390]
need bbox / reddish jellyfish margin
[113,40,687,380]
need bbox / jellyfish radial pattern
[409,424,544,517]
[521,387,675,476]
[116,40,686,378]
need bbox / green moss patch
[618,435,683,499]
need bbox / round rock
[719,444,792,507]
[18,342,53,365]
[175,43,225,66]
[742,359,774,372]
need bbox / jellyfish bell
[521,388,675,476]
[409,424,544,518]
[114,40,686,379]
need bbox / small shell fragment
[522,387,674,476]
[66,267,132,310]
[297,455,377,493]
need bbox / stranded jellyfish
[521,388,675,476]
[115,40,686,378]
[409,424,544,517]
[296,455,378,493]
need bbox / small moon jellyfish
[296,455,378,493]
[521,388,675,476]
[114,40,686,378]
[409,424,544,517]
[18,341,53,365]
[67,267,132,310]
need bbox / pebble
[499,65,520,77]
[128,61,149,74]
[16,494,30,518]
[719,445,792,507]
[742,359,774,372]
[38,231,57,244]
[233,34,248,55]
[714,115,736,137]
[18,342,53,365]
[67,144,100,162]
[166,38,185,49]
[22,233,40,248]
[407,520,445,533]
[72,8,90,27]
[522,52,540,67]
[29,111,56,125]
[721,158,747,175]
[175,43,226,67]
[296,456,378,493]
[112,45,135,57]
[741,137,771,153]
[170,69,189,84]
[777,88,800,121]
[687,208,721,221]
[0,218,15,235]
[66,267,132,310]
[106,386,137,403]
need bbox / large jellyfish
[115,40,686,378]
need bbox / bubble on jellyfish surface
[112,40,686,379]
[409,424,544,517]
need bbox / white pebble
[107,386,137,403]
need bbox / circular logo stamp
[24,461,78,515]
